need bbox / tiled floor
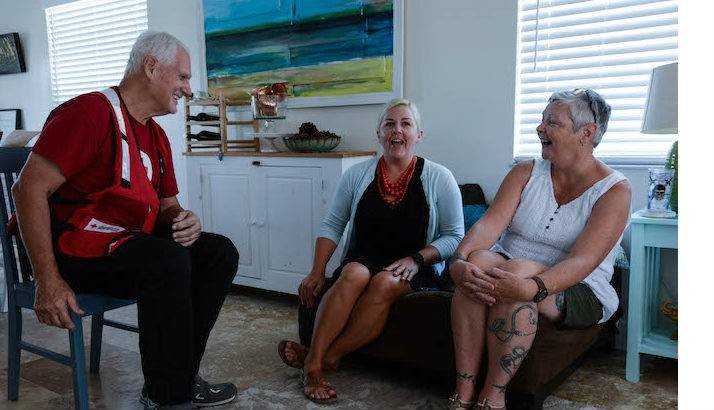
[0,287,677,409]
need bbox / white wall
[0,0,654,215]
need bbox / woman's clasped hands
[450,260,534,305]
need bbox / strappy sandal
[447,392,474,409]
[474,399,506,410]
[278,340,307,369]
[301,372,337,404]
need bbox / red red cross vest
[50,87,170,257]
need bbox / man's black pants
[56,232,239,405]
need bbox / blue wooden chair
[0,147,139,410]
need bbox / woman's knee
[498,258,547,279]
[468,249,504,266]
[334,262,371,290]
[365,271,409,302]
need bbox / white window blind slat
[519,49,678,73]
[52,66,130,83]
[521,63,668,84]
[520,0,669,13]
[50,32,142,54]
[46,0,147,105]
[50,4,146,27]
[48,0,146,26]
[520,24,678,54]
[521,12,677,42]
[53,45,134,63]
[514,0,678,162]
[519,37,677,64]
[520,2,676,30]
[521,0,674,23]
[49,17,148,43]
[519,87,647,103]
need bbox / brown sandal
[447,392,474,409]
[277,340,308,369]
[301,372,337,404]
[474,399,506,410]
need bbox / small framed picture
[0,108,21,139]
[0,33,27,74]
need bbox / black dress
[332,157,441,291]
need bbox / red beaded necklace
[377,156,417,208]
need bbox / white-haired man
[12,31,239,409]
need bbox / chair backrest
[0,147,34,291]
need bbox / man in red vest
[12,31,239,410]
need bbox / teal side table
[625,211,678,382]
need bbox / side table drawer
[641,224,678,249]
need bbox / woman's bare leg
[478,259,546,407]
[323,271,412,366]
[451,250,507,403]
[302,262,371,400]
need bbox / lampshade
[641,62,678,134]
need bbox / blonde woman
[278,99,464,403]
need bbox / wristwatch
[531,276,548,303]
[448,253,467,265]
[410,252,425,268]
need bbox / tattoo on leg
[556,292,566,315]
[457,372,477,384]
[499,346,529,377]
[487,304,538,343]
[492,383,508,394]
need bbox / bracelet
[449,253,467,265]
[410,252,425,268]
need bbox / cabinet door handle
[252,161,261,166]
[257,220,265,227]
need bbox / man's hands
[171,209,201,247]
[299,270,325,309]
[159,198,202,247]
[34,277,84,330]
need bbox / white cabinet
[186,152,374,294]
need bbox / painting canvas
[202,0,403,107]
[0,33,26,75]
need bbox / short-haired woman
[447,89,631,409]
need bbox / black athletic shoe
[140,388,191,409]
[192,375,238,408]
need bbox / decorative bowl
[283,134,341,152]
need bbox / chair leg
[69,315,89,410]
[89,314,104,374]
[7,306,22,401]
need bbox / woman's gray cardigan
[318,156,465,274]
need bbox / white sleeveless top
[491,158,627,323]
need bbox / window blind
[515,0,678,163]
[46,0,148,105]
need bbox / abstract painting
[0,33,26,75]
[202,0,402,107]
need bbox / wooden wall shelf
[185,92,260,155]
